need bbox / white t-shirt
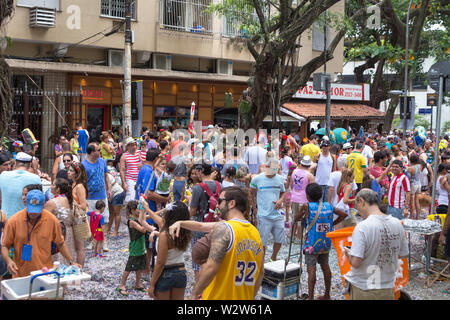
[280,156,293,181]
[344,214,409,291]
[327,171,358,206]
[361,145,374,166]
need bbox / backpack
[199,181,221,222]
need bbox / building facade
[4,0,345,169]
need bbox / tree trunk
[383,95,400,133]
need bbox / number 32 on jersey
[235,261,257,286]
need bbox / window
[222,2,258,38]
[312,21,331,51]
[159,0,212,33]
[101,0,136,20]
[17,0,60,10]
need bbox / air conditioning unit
[108,50,124,67]
[216,59,233,75]
[152,54,172,70]
[29,7,56,28]
[136,51,151,64]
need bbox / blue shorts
[387,205,403,220]
[173,180,186,202]
[110,191,126,206]
[154,267,187,292]
[257,216,286,247]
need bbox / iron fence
[159,0,213,33]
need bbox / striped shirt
[124,151,141,182]
[388,173,410,209]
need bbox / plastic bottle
[53,261,60,273]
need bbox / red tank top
[338,184,355,208]
[124,151,141,181]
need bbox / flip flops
[116,287,129,296]
[133,286,147,292]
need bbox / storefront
[70,75,247,140]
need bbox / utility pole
[324,11,331,138]
[403,0,414,142]
[123,0,133,139]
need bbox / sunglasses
[63,159,72,163]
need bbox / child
[88,200,106,258]
[155,160,176,209]
[294,183,347,300]
[116,200,157,296]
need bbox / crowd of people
[0,122,449,300]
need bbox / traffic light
[399,96,414,120]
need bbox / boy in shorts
[294,183,347,300]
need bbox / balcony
[101,0,136,20]
[159,0,213,34]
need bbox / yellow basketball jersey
[202,219,263,300]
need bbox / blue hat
[26,190,45,214]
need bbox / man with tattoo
[189,186,264,300]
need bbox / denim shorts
[387,205,403,220]
[257,216,286,247]
[304,252,329,266]
[154,267,187,292]
[111,191,126,206]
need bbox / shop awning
[282,101,385,121]
[263,107,306,122]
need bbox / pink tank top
[291,168,309,204]
[124,151,141,181]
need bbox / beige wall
[7,0,344,74]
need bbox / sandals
[134,286,147,292]
[443,288,450,294]
[116,287,129,296]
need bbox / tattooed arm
[190,221,231,299]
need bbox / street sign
[427,61,450,92]
[427,93,437,106]
[312,73,331,91]
[418,108,432,115]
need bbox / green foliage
[443,121,450,133]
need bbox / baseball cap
[206,124,214,129]
[343,142,352,150]
[26,190,45,214]
[320,139,331,147]
[16,152,33,163]
[378,141,386,148]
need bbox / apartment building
[4,0,345,169]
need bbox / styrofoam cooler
[30,269,91,285]
[260,260,300,300]
[1,275,63,300]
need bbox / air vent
[108,50,124,67]
[29,7,56,28]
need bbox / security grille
[101,0,136,20]
[159,0,212,33]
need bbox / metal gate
[11,84,82,173]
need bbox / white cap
[300,155,312,166]
[343,142,352,150]
[206,124,214,129]
[16,152,33,163]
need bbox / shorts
[304,252,329,266]
[125,254,147,272]
[125,179,137,203]
[348,283,394,300]
[257,216,286,247]
[387,205,403,220]
[410,184,421,194]
[191,234,204,271]
[110,191,126,206]
[436,205,448,214]
[87,199,110,224]
[154,267,187,292]
[291,202,306,222]
[173,180,186,202]
[320,185,329,202]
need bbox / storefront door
[87,105,107,142]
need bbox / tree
[209,0,381,129]
[345,0,450,132]
[0,0,14,139]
